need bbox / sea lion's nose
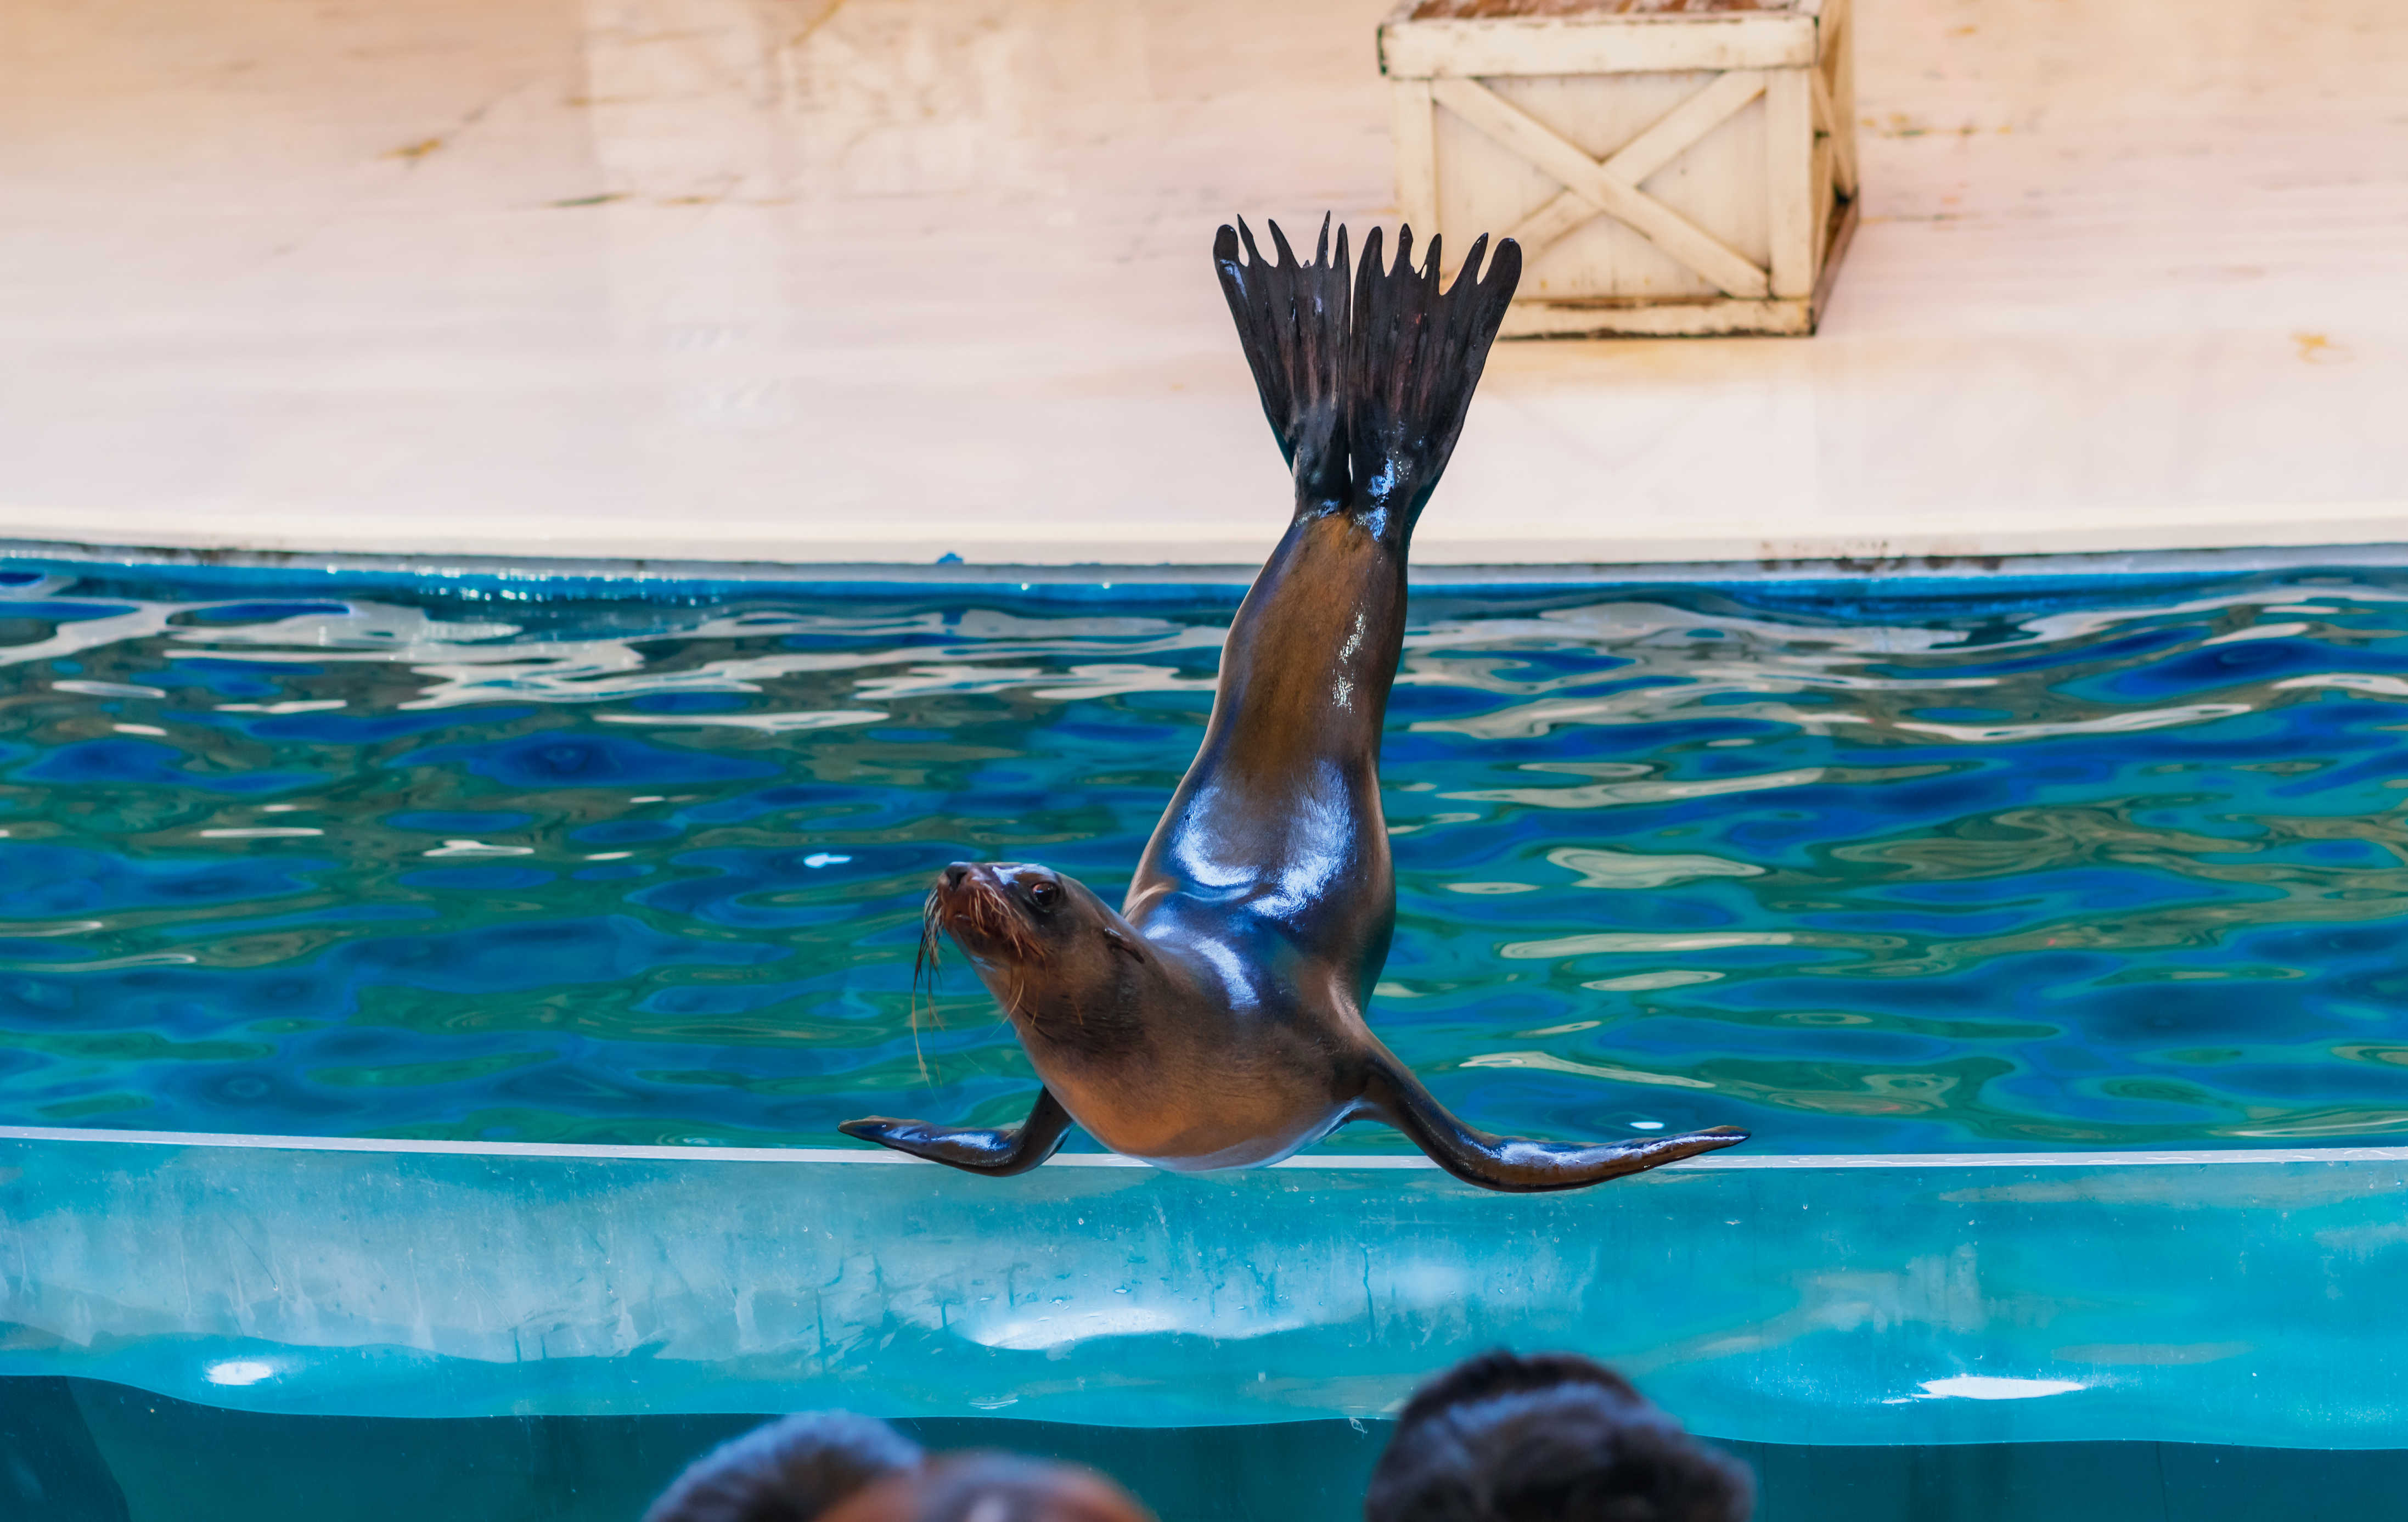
[943,863,971,888]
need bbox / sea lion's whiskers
[921,872,1053,1034]
[908,883,945,1083]
[960,876,1048,967]
[913,884,944,992]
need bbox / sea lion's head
[922,861,1152,1043]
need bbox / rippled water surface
[5,561,2408,1153]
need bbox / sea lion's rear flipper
[1343,223,1520,540]
[1214,215,1521,540]
[839,1088,1073,1177]
[1360,1054,1747,1193]
[1214,215,1354,514]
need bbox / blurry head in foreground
[643,1411,925,1522]
[1365,1351,1754,1522]
[821,1453,1158,1522]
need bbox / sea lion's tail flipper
[1214,215,1354,513]
[1346,223,1520,539]
[1214,217,1521,537]
[1360,1053,1747,1193]
[839,1088,1074,1177]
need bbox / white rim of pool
[2,1124,2404,1170]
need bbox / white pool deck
[3,0,2404,570]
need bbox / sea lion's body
[843,219,1746,1191]
[1049,505,1403,1171]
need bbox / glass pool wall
[8,554,2408,1518]
[19,1383,2408,1522]
[8,1133,2408,1522]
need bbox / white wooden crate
[1380,0,1858,338]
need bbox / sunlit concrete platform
[2,0,2403,567]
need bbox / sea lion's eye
[1027,880,1059,910]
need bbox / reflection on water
[4,563,2408,1151]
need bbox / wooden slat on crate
[1819,0,1858,197]
[1502,297,1814,338]
[1611,68,1768,182]
[1496,69,1768,263]
[1809,68,1855,197]
[1762,68,1815,297]
[1429,76,1771,296]
[1381,14,1817,77]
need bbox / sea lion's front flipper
[839,1088,1073,1177]
[1360,1055,1747,1193]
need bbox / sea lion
[841,216,1748,1191]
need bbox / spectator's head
[643,1412,925,1522]
[1365,1351,1753,1522]
[822,1453,1156,1522]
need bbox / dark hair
[643,1412,925,1522]
[905,1453,1156,1522]
[1391,1351,1645,1433]
[1366,1352,1753,1522]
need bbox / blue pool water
[4,561,2408,1153]
[8,559,2408,1519]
